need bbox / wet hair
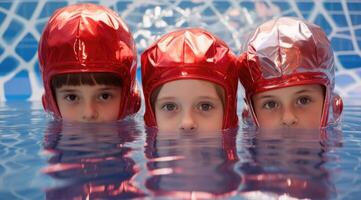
[150,81,226,112]
[51,72,122,89]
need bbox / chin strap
[42,92,61,119]
[241,99,256,127]
[332,94,343,123]
[127,82,141,115]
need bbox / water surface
[0,100,360,199]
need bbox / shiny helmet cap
[238,17,343,127]
[141,28,239,129]
[38,4,140,119]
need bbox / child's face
[154,79,224,133]
[252,84,324,129]
[55,85,122,122]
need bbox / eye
[98,93,112,101]
[197,102,214,112]
[161,103,178,112]
[64,94,78,102]
[297,96,311,105]
[263,100,278,109]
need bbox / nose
[281,106,298,127]
[82,101,98,122]
[179,110,197,133]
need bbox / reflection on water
[1,101,361,199]
[144,128,241,199]
[41,122,343,199]
[42,120,146,199]
[239,128,342,199]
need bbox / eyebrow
[97,87,120,91]
[196,96,220,101]
[156,97,176,102]
[295,89,314,94]
[255,95,275,100]
[158,95,219,99]
[156,96,220,103]
[256,88,318,98]
[57,89,78,93]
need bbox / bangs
[52,72,122,89]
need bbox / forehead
[158,79,219,97]
[255,84,324,97]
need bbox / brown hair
[51,72,122,89]
[214,84,225,107]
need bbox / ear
[242,106,250,120]
[128,82,141,114]
[332,94,343,122]
[241,97,251,118]
[241,98,256,126]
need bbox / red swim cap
[38,4,140,119]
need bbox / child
[141,28,238,132]
[38,4,140,122]
[239,17,343,129]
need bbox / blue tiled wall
[0,0,360,101]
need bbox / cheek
[301,106,323,126]
[255,111,280,128]
[101,102,121,120]
[215,109,224,128]
[57,102,72,115]
[59,107,78,121]
[203,120,222,131]
[155,111,177,131]
[253,105,269,120]
[157,121,177,132]
[199,110,224,131]
[316,102,324,117]
[103,111,120,121]
[56,98,77,117]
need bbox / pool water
[0,99,360,199]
